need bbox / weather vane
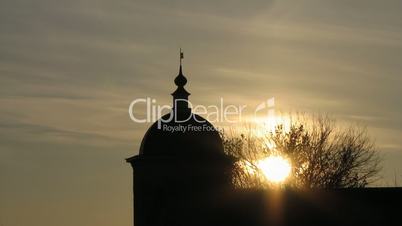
[180,48,184,66]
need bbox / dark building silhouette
[126,60,235,226]
[127,56,402,226]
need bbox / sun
[257,156,291,183]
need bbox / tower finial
[172,49,190,111]
[180,48,184,67]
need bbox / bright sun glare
[257,156,291,183]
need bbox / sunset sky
[1,0,402,226]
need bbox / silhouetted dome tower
[171,64,190,111]
[126,51,233,226]
[138,62,225,157]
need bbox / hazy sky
[1,0,402,226]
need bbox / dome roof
[139,112,225,157]
[131,55,227,160]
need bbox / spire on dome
[174,65,187,87]
[172,49,190,111]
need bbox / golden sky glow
[1,0,402,226]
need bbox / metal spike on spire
[180,48,184,66]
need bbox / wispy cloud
[1,0,402,225]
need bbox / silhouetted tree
[221,115,381,188]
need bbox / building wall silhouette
[127,63,234,226]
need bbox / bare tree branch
[221,114,381,189]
